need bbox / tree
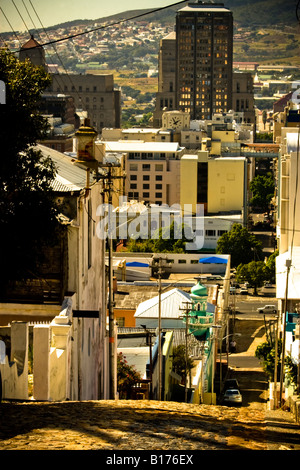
[172,344,195,385]
[236,260,269,295]
[265,249,279,283]
[126,221,191,254]
[255,340,282,380]
[249,173,275,213]
[0,49,59,294]
[117,352,141,399]
[216,223,262,267]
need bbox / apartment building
[96,140,184,206]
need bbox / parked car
[224,379,240,391]
[223,389,242,406]
[257,304,277,314]
[230,286,237,294]
[239,287,248,295]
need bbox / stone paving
[0,399,299,451]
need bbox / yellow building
[180,153,247,216]
[210,130,236,156]
[180,155,199,213]
[207,157,246,214]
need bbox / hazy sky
[0,0,182,33]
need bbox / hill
[48,0,299,30]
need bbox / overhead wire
[0,5,22,46]
[13,0,188,52]
[27,0,84,108]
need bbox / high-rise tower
[176,1,233,120]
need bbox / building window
[155,164,163,171]
[142,164,150,171]
[156,184,162,189]
[143,192,149,198]
[205,230,216,237]
[143,184,149,189]
[155,193,162,198]
[117,317,125,327]
[130,164,138,171]
[130,175,137,180]
[156,175,163,181]
[143,174,150,180]
[130,183,137,189]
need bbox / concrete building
[0,126,110,401]
[175,1,233,120]
[275,97,300,402]
[96,140,184,206]
[153,3,255,129]
[49,73,121,134]
[180,151,248,221]
[19,36,121,135]
[232,72,256,126]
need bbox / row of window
[55,85,102,93]
[129,163,165,171]
[130,183,163,190]
[129,169,163,181]
[128,153,176,161]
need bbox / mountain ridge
[36,0,299,32]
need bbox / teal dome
[191,281,207,298]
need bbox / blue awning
[126,261,149,267]
[199,256,227,264]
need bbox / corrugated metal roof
[134,288,191,319]
[37,144,89,192]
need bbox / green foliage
[126,221,190,253]
[172,344,195,384]
[117,352,142,399]
[250,173,275,211]
[265,250,279,283]
[236,260,270,294]
[255,340,282,380]
[255,341,297,386]
[0,49,60,291]
[285,354,298,387]
[216,223,262,267]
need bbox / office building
[19,37,121,135]
[155,2,255,128]
[176,1,233,120]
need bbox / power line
[14,0,188,52]
[0,6,22,46]
[27,0,84,108]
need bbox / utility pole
[106,167,115,400]
[279,259,291,408]
[273,315,279,410]
[101,164,125,400]
[179,301,193,403]
[151,256,169,401]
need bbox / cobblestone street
[0,399,299,451]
